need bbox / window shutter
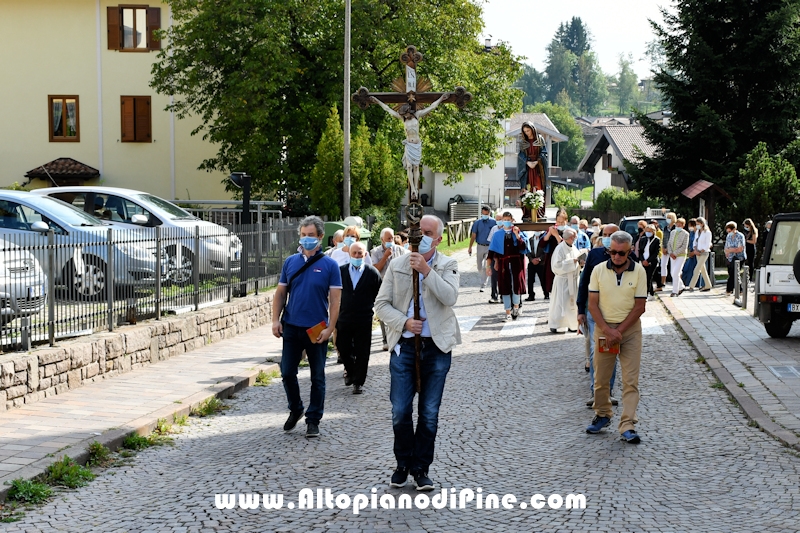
[121,97,135,141]
[146,8,161,51]
[107,7,122,50]
[134,97,152,142]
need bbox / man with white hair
[548,227,582,333]
[375,214,460,491]
[570,215,592,251]
[370,227,408,350]
[325,229,345,256]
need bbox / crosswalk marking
[457,316,481,333]
[641,316,665,335]
[499,316,537,337]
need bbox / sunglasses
[609,249,629,256]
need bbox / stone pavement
[4,250,800,532]
[662,284,800,448]
[0,326,283,494]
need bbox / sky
[480,0,669,81]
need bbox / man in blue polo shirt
[467,205,496,291]
[272,216,342,438]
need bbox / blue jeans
[587,310,616,394]
[502,293,520,310]
[280,323,328,424]
[390,338,451,473]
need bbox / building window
[48,96,79,142]
[606,153,613,170]
[120,96,151,142]
[107,6,161,51]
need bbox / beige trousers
[593,319,642,433]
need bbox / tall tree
[525,102,586,171]
[554,17,591,57]
[517,64,547,109]
[361,120,406,209]
[632,0,800,204]
[545,43,577,103]
[151,0,522,199]
[572,51,607,116]
[310,107,345,219]
[615,54,640,115]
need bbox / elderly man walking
[272,216,342,438]
[375,215,460,492]
[370,228,408,351]
[586,231,648,444]
[548,227,582,333]
[468,206,496,292]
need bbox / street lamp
[229,172,251,297]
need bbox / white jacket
[375,252,461,354]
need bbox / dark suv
[618,216,668,239]
[755,212,800,338]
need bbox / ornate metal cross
[353,45,471,391]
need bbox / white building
[577,125,656,195]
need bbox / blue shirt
[575,230,591,251]
[279,251,342,328]
[348,263,364,288]
[725,230,746,261]
[471,218,497,246]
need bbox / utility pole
[342,0,352,217]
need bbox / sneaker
[283,409,304,432]
[382,343,389,351]
[586,398,594,408]
[390,467,409,488]
[344,371,353,386]
[505,313,512,321]
[489,298,500,304]
[511,307,519,320]
[352,384,363,394]
[306,422,319,438]
[479,288,485,292]
[621,430,641,444]
[610,396,619,406]
[412,471,434,491]
[700,288,711,292]
[586,415,611,434]
[647,295,654,301]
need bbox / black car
[447,194,493,216]
[619,216,668,239]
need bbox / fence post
[105,228,115,332]
[155,226,161,320]
[227,226,233,302]
[256,214,263,294]
[733,260,740,301]
[193,225,200,311]
[741,265,749,310]
[47,230,55,346]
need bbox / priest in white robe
[548,228,582,333]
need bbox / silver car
[0,191,165,298]
[32,187,242,284]
[0,238,46,324]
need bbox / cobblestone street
[5,254,800,532]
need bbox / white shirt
[694,229,712,253]
[330,248,373,267]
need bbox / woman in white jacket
[686,216,712,292]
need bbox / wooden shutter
[134,97,152,142]
[121,96,135,141]
[107,7,122,50]
[146,8,161,50]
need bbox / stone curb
[659,294,800,452]
[0,363,279,502]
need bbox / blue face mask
[383,241,392,249]
[481,214,490,220]
[645,232,653,238]
[344,236,356,246]
[571,224,579,231]
[602,237,612,249]
[350,257,363,268]
[557,225,567,231]
[418,235,435,255]
[502,220,513,228]
[336,241,345,249]
[300,237,319,251]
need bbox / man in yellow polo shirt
[586,231,648,443]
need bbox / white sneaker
[647,295,654,301]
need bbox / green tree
[517,64,547,109]
[571,51,607,116]
[361,120,406,209]
[309,107,345,219]
[632,0,800,204]
[545,42,577,103]
[151,0,522,198]
[555,17,591,57]
[735,142,800,228]
[348,117,372,214]
[615,54,640,115]
[525,102,585,171]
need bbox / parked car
[0,237,46,324]
[446,194,493,216]
[619,215,668,239]
[0,191,165,298]
[755,212,800,338]
[32,187,242,284]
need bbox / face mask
[744,225,751,230]
[602,237,612,249]
[403,243,409,249]
[418,235,435,255]
[384,241,393,249]
[336,242,345,249]
[645,232,653,238]
[502,220,513,228]
[481,214,490,220]
[572,224,580,231]
[300,237,319,251]
[638,227,645,233]
[344,236,356,246]
[557,225,567,231]
[349,258,363,268]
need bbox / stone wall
[0,292,274,410]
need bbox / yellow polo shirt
[588,259,648,323]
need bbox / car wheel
[793,250,800,284]
[765,318,793,338]
[68,256,107,300]
[167,245,194,286]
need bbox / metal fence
[0,218,306,351]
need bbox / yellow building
[0,0,229,200]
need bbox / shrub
[44,456,95,488]
[6,478,52,504]
[593,188,657,214]
[552,187,581,216]
[86,441,112,467]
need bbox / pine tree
[349,117,372,213]
[362,121,406,209]
[309,106,344,219]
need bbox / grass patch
[191,396,229,417]
[299,359,310,368]
[710,380,726,389]
[154,418,173,436]
[86,441,112,467]
[6,478,52,504]
[254,369,280,387]
[0,503,25,523]
[695,355,706,364]
[174,414,189,426]
[118,449,136,458]
[748,419,760,428]
[438,235,470,256]
[43,456,95,489]
[122,434,151,450]
[738,382,745,388]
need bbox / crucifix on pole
[353,45,471,392]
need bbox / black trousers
[644,262,658,295]
[727,260,736,292]
[335,321,373,386]
[491,263,499,299]
[526,259,544,297]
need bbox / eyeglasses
[609,249,629,256]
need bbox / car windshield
[459,195,479,202]
[767,221,800,265]
[29,196,104,226]
[134,194,196,220]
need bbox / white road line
[499,316,537,337]
[457,316,481,333]
[641,316,665,335]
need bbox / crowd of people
[269,210,761,492]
